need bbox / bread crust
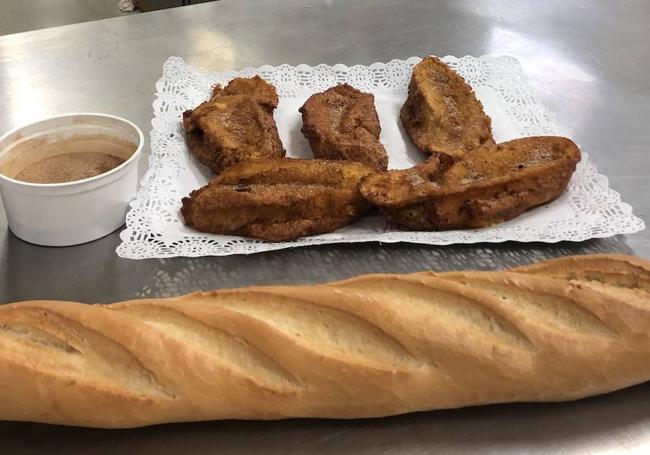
[2,254,650,428]
[182,76,286,174]
[180,159,374,241]
[400,56,494,159]
[300,84,389,171]
[360,136,581,230]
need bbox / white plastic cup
[0,113,144,246]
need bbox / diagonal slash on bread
[1,254,650,428]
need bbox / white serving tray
[117,55,644,258]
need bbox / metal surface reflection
[132,237,633,299]
[0,0,649,453]
[486,26,596,83]
[5,67,49,127]
[2,382,650,454]
[188,27,237,69]
[0,231,634,304]
[0,39,50,128]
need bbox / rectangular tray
[117,55,644,258]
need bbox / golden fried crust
[360,136,581,230]
[183,77,285,174]
[181,159,375,241]
[357,157,445,207]
[400,56,494,160]
[212,76,279,112]
[299,84,389,171]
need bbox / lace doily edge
[116,55,645,259]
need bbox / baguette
[2,254,650,428]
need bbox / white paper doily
[117,55,645,259]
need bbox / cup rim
[0,113,144,189]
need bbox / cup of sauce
[0,113,144,246]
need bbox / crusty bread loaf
[2,254,650,428]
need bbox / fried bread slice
[212,76,279,112]
[300,84,388,170]
[181,159,375,241]
[400,56,494,160]
[183,76,285,174]
[360,136,581,230]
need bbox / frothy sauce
[0,134,137,184]
[15,152,126,184]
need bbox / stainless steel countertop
[1,0,649,452]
